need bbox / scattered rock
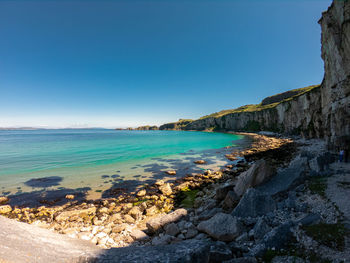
[194,160,207,164]
[159,183,173,196]
[151,234,173,245]
[0,205,12,214]
[146,205,159,216]
[197,213,242,242]
[165,223,180,236]
[128,206,142,220]
[136,189,147,197]
[0,196,9,205]
[185,227,198,239]
[112,224,127,233]
[123,214,135,224]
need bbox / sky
[0,0,332,128]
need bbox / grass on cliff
[199,84,320,120]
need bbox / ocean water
[0,129,244,202]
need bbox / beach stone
[0,196,9,205]
[232,189,276,218]
[209,241,233,263]
[185,227,198,239]
[112,223,127,233]
[215,182,235,201]
[146,205,159,216]
[234,159,275,196]
[55,207,96,222]
[123,214,135,224]
[0,205,12,214]
[98,207,108,214]
[197,213,242,242]
[65,194,75,200]
[165,170,176,176]
[159,183,173,196]
[165,223,180,236]
[136,189,147,197]
[152,234,173,246]
[198,207,222,221]
[129,228,148,241]
[128,206,142,220]
[146,208,187,233]
[194,160,207,164]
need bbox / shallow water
[0,129,244,204]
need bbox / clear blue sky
[0,0,332,128]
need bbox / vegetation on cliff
[199,84,320,120]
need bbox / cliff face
[160,1,350,149]
[319,0,350,148]
[184,86,323,138]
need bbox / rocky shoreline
[1,133,349,262]
[0,134,290,246]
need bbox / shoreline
[2,130,248,206]
[0,132,292,246]
[1,133,348,263]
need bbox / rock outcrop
[319,0,350,149]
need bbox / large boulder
[146,208,187,233]
[216,182,236,201]
[234,160,275,196]
[197,213,242,242]
[95,240,211,262]
[257,155,308,196]
[232,189,276,218]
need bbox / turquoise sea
[0,129,244,205]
